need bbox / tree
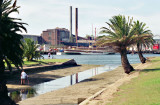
[0,0,27,104]
[85,34,94,40]
[23,38,42,61]
[96,15,147,74]
[96,35,106,40]
[133,20,154,63]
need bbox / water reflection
[9,91,21,103]
[9,88,36,103]
[76,73,78,83]
[70,75,73,85]
[9,65,118,103]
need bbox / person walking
[48,52,51,59]
[21,70,28,85]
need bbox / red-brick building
[41,27,70,46]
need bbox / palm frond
[1,0,27,71]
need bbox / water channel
[9,54,160,103]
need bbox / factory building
[22,34,42,44]
[41,27,70,46]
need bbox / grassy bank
[5,59,69,68]
[108,57,160,105]
[23,59,69,66]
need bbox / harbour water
[9,53,160,103]
[43,53,160,65]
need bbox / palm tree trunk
[0,56,17,105]
[120,49,134,74]
[0,57,7,98]
[137,44,146,63]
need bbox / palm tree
[96,15,146,74]
[0,0,27,104]
[23,38,42,61]
[133,20,154,63]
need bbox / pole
[95,27,96,41]
[75,8,78,44]
[70,6,72,42]
[92,24,93,37]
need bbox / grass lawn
[23,59,69,66]
[107,57,160,105]
[5,59,70,67]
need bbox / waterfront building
[22,28,97,48]
[41,27,70,46]
[41,27,95,47]
[61,35,95,47]
[22,34,42,44]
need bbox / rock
[62,59,77,66]
[78,98,86,104]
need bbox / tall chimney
[75,8,78,43]
[70,6,72,42]
[95,27,96,41]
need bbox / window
[48,42,51,45]
[48,32,52,36]
[48,37,51,40]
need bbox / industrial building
[21,6,94,47]
[22,34,42,44]
[41,27,70,46]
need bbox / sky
[13,0,160,38]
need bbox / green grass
[5,59,69,68]
[23,59,69,66]
[39,59,69,63]
[23,60,39,66]
[107,57,160,105]
[150,56,160,63]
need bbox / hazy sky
[14,0,160,37]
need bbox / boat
[65,52,81,55]
[56,52,64,55]
[81,52,115,55]
[64,50,81,55]
[105,52,115,55]
[64,49,115,55]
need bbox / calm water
[43,53,160,65]
[9,53,160,103]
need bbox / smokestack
[70,6,72,42]
[75,8,78,43]
[95,27,96,41]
